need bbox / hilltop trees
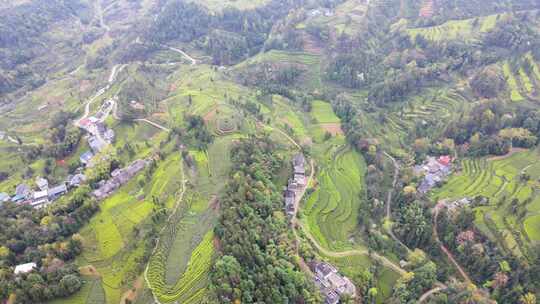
[211,136,319,303]
[470,66,507,98]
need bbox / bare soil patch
[119,276,144,304]
[203,106,218,123]
[320,123,344,135]
[79,265,101,278]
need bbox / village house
[14,262,37,275]
[36,177,49,191]
[67,174,86,188]
[31,190,49,208]
[48,184,68,201]
[312,262,357,304]
[284,153,307,217]
[80,151,94,165]
[88,135,106,153]
[415,155,454,194]
[92,159,148,200]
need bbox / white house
[14,262,37,275]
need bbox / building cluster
[0,174,86,209]
[92,159,148,200]
[414,155,453,194]
[284,153,306,217]
[311,262,357,304]
[78,99,116,164]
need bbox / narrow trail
[135,119,171,132]
[166,46,198,66]
[144,162,187,304]
[418,284,447,303]
[433,203,473,284]
[383,151,411,253]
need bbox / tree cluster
[211,136,320,303]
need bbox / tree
[520,292,536,304]
[58,274,81,296]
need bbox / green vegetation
[407,13,501,41]
[503,61,525,101]
[303,146,367,250]
[432,149,540,258]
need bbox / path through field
[433,202,473,284]
[144,161,187,304]
[135,119,171,132]
[166,46,198,65]
[383,151,411,252]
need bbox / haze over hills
[1,1,540,304]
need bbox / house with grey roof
[68,174,86,188]
[48,184,68,200]
[92,159,149,200]
[312,262,357,304]
[80,151,94,165]
[15,183,31,198]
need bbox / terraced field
[407,13,501,41]
[73,152,184,303]
[360,89,470,155]
[146,204,216,304]
[303,145,367,250]
[431,149,540,259]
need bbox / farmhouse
[415,155,454,194]
[284,153,307,217]
[35,177,49,191]
[15,183,31,198]
[80,151,94,164]
[68,174,86,188]
[14,262,37,275]
[32,190,49,208]
[311,262,357,304]
[48,184,68,200]
[88,135,106,153]
[92,159,148,200]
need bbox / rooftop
[14,262,37,275]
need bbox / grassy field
[431,149,540,259]
[311,100,340,124]
[303,143,368,250]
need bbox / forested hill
[0,0,93,99]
